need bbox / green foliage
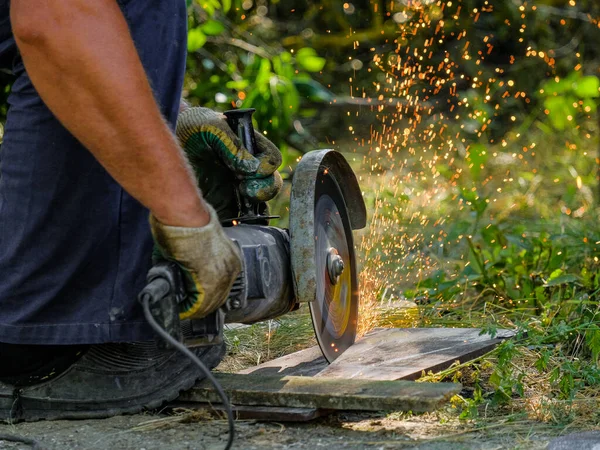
[187,28,207,52]
[184,0,342,167]
[295,48,326,73]
[417,207,600,414]
[489,341,525,403]
[466,144,489,181]
[540,71,600,130]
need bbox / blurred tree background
[0,0,597,178]
[182,0,600,179]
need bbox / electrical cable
[141,295,235,450]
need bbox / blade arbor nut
[326,247,345,285]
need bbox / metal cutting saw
[140,108,367,363]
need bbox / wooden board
[177,328,508,419]
[168,402,329,422]
[317,328,513,380]
[241,328,513,381]
[180,373,460,413]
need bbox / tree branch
[281,25,397,49]
[535,4,596,23]
[206,36,273,59]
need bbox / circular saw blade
[309,171,358,362]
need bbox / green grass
[218,309,316,373]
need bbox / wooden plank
[180,373,461,413]
[168,402,329,422]
[316,328,513,381]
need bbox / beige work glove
[149,203,242,320]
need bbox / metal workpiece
[223,225,295,324]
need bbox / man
[0,0,280,419]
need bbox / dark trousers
[0,0,187,344]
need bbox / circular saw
[140,111,367,364]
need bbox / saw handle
[223,108,261,218]
[224,108,258,156]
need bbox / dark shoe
[0,341,225,422]
[0,343,89,387]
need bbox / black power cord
[141,295,235,450]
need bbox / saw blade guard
[289,150,367,362]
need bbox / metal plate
[310,172,358,362]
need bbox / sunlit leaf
[201,20,225,36]
[544,96,576,130]
[544,274,579,287]
[547,268,563,281]
[198,0,218,16]
[541,77,572,96]
[187,28,207,52]
[296,48,326,72]
[573,75,600,98]
[226,80,250,90]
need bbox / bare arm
[10,0,209,227]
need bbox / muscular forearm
[10,0,209,227]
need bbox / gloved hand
[176,107,283,220]
[149,203,242,320]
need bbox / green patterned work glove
[176,107,283,220]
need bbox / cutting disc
[309,170,358,362]
[289,149,366,364]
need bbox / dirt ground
[0,410,564,450]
